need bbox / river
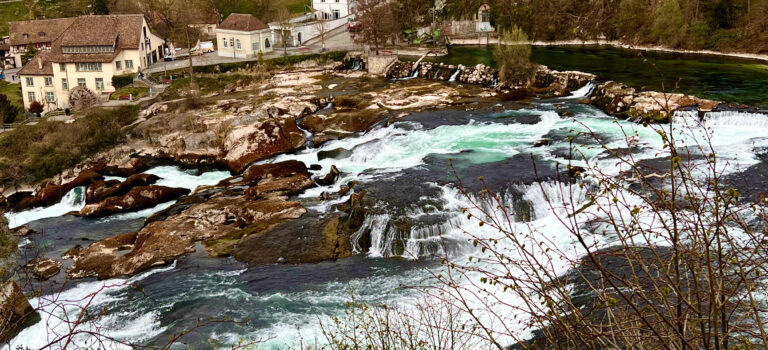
[6,49,768,348]
[418,46,768,107]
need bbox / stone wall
[385,59,595,95]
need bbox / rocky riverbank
[7,56,753,284]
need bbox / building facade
[216,14,273,59]
[311,0,353,20]
[18,15,163,113]
[8,18,76,68]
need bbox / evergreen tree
[0,95,21,124]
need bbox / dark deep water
[421,46,768,107]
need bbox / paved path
[145,29,364,75]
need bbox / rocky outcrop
[11,225,33,236]
[24,258,62,280]
[532,67,596,97]
[86,174,160,204]
[316,165,339,186]
[0,280,34,343]
[68,196,306,279]
[223,116,306,174]
[232,190,368,265]
[79,186,191,218]
[68,160,323,279]
[14,169,103,211]
[385,60,595,96]
[591,81,723,123]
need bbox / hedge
[112,74,135,89]
[192,51,348,74]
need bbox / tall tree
[275,5,293,56]
[352,0,400,55]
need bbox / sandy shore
[447,37,768,63]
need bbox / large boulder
[86,174,160,204]
[232,190,368,265]
[0,280,34,343]
[24,258,62,280]
[242,160,310,183]
[79,186,191,218]
[68,195,306,279]
[591,81,723,123]
[223,117,306,174]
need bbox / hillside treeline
[418,0,768,53]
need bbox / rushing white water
[449,69,461,82]
[10,102,768,348]
[5,166,231,228]
[5,187,86,229]
[143,166,230,191]
[7,262,178,350]
[567,81,596,99]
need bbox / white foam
[5,186,86,229]
[567,81,596,99]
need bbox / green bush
[112,74,135,89]
[0,105,138,185]
[191,51,348,74]
[0,94,21,124]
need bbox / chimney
[37,57,42,69]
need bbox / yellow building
[18,15,164,113]
[216,14,273,59]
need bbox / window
[39,32,45,37]
[333,9,340,19]
[252,42,259,51]
[27,92,35,102]
[236,39,241,49]
[222,37,228,48]
[25,77,33,87]
[95,78,104,90]
[22,34,28,39]
[62,78,68,90]
[44,77,52,86]
[60,63,66,72]
[481,10,489,22]
[45,92,55,102]
[62,46,114,53]
[265,38,270,48]
[77,78,86,88]
[116,61,122,70]
[75,62,102,72]
[125,60,134,69]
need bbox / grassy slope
[284,0,311,14]
[0,1,28,36]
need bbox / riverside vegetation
[1,43,768,348]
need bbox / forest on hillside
[431,0,768,53]
[13,0,768,53]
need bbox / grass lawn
[109,84,150,100]
[284,0,311,14]
[0,2,28,36]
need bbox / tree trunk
[185,26,197,92]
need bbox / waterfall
[6,167,231,228]
[5,186,87,229]
[411,64,420,79]
[567,82,597,99]
[433,69,440,80]
[449,69,460,82]
[703,110,768,128]
[672,110,768,128]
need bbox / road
[145,28,363,75]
